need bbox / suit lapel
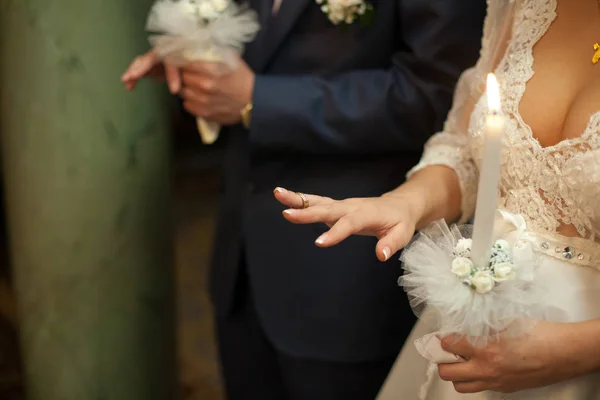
[243,0,271,70]
[245,0,312,72]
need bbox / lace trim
[412,0,600,245]
[494,0,600,240]
[407,68,480,224]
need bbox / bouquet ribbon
[184,49,225,145]
[414,333,465,364]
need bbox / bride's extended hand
[273,187,421,261]
[438,320,598,394]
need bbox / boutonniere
[316,0,374,26]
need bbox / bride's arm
[275,66,483,260]
[275,5,495,259]
[393,61,486,225]
[381,166,462,231]
[574,319,600,374]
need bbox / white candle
[470,74,506,267]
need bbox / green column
[0,1,176,399]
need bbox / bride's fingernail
[315,234,328,245]
[382,247,391,261]
[283,209,294,216]
[274,187,287,194]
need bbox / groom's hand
[121,50,182,94]
[179,55,255,125]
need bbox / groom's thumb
[165,63,181,94]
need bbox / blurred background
[0,112,225,400]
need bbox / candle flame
[486,73,501,113]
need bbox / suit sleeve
[249,0,486,154]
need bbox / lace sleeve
[407,68,481,224]
[407,0,505,224]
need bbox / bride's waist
[523,231,600,271]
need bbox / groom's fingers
[185,60,223,77]
[164,62,182,94]
[122,52,156,81]
[180,87,209,107]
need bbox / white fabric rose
[451,257,473,278]
[455,238,472,253]
[494,239,511,252]
[211,0,228,12]
[198,0,227,20]
[493,262,515,281]
[471,271,495,294]
[183,1,199,17]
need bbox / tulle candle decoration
[470,74,506,267]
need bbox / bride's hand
[438,321,591,393]
[273,187,420,261]
[121,50,181,93]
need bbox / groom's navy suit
[208,0,485,398]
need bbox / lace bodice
[410,0,600,242]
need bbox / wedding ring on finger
[296,192,310,209]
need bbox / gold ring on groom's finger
[296,192,310,209]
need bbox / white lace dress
[377,1,600,399]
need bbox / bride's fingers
[314,214,367,247]
[282,204,346,226]
[438,359,485,382]
[441,335,475,360]
[451,381,488,394]
[375,224,414,261]
[273,187,331,209]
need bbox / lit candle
[470,73,506,267]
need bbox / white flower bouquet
[399,210,563,349]
[145,0,260,144]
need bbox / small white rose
[455,238,473,253]
[471,271,495,294]
[493,262,515,281]
[182,0,199,17]
[198,0,223,20]
[451,257,473,278]
[494,239,511,252]
[210,0,228,13]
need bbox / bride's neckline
[521,112,598,152]
[503,0,599,153]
